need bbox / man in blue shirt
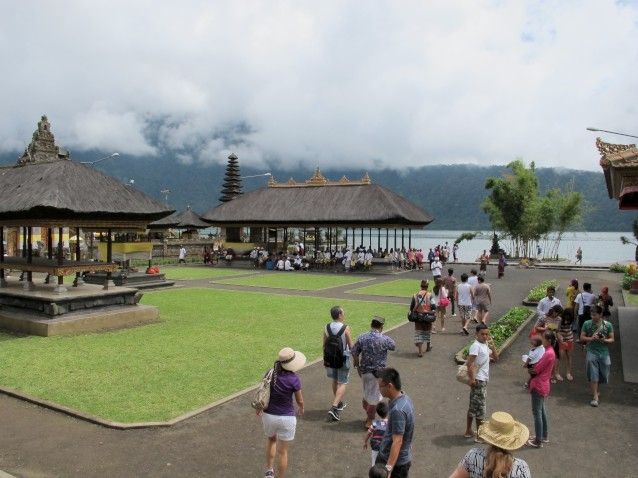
[351,317,396,427]
[375,368,414,477]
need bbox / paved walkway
[0,267,637,477]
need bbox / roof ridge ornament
[597,137,638,169]
[17,115,69,166]
[268,168,374,188]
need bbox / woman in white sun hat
[448,411,531,478]
[260,347,306,478]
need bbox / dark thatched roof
[148,208,209,229]
[0,160,174,226]
[202,183,434,227]
[0,116,174,228]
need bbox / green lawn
[0,288,405,423]
[162,266,247,280]
[348,279,432,298]
[213,273,369,290]
[622,290,638,306]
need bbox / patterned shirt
[351,330,396,374]
[461,447,531,478]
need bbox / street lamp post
[586,127,638,140]
[80,152,120,165]
[240,172,272,179]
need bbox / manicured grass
[0,288,405,422]
[162,266,247,280]
[348,279,432,298]
[214,273,368,290]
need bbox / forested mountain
[0,152,632,231]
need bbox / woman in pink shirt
[527,330,556,448]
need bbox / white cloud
[0,0,637,171]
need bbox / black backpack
[323,323,346,368]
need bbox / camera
[596,332,606,340]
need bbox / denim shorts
[586,352,611,384]
[326,356,350,384]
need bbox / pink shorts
[559,341,574,351]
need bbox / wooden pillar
[360,228,364,248]
[344,227,348,249]
[401,228,405,250]
[44,227,53,284]
[73,227,84,287]
[408,229,412,249]
[105,228,113,289]
[385,229,389,251]
[394,228,397,250]
[328,226,332,254]
[54,227,66,293]
[302,228,306,256]
[0,226,6,287]
[19,226,26,281]
[377,228,381,252]
[314,227,319,259]
[23,227,34,289]
[369,227,372,249]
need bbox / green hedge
[610,262,629,273]
[525,279,558,302]
[461,306,531,360]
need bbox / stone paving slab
[0,267,636,477]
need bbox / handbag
[456,363,471,385]
[409,293,437,322]
[439,297,450,308]
[251,368,274,411]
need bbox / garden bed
[521,279,559,306]
[454,306,535,364]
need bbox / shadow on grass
[0,331,29,342]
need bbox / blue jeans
[531,391,548,442]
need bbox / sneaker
[328,407,341,421]
[590,399,599,407]
[452,313,457,317]
[264,470,275,477]
[336,401,347,411]
[526,439,542,448]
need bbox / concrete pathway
[0,267,636,477]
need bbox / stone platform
[83,271,174,289]
[0,278,159,336]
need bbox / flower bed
[456,306,533,363]
[524,279,558,303]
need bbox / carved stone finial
[361,172,372,184]
[17,115,67,166]
[268,175,277,186]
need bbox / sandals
[566,373,573,381]
[555,374,564,382]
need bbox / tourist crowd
[255,263,615,477]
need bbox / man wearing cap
[431,256,443,281]
[464,323,499,439]
[351,316,396,428]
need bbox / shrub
[622,272,638,290]
[461,306,530,359]
[610,263,628,273]
[525,279,559,302]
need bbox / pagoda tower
[219,153,243,242]
[219,153,243,202]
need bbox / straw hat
[478,412,529,451]
[278,347,306,372]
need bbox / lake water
[354,230,635,265]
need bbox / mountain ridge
[0,153,631,231]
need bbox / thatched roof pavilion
[597,137,638,209]
[0,115,174,292]
[202,168,433,253]
[148,207,209,229]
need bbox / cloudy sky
[1,0,637,171]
